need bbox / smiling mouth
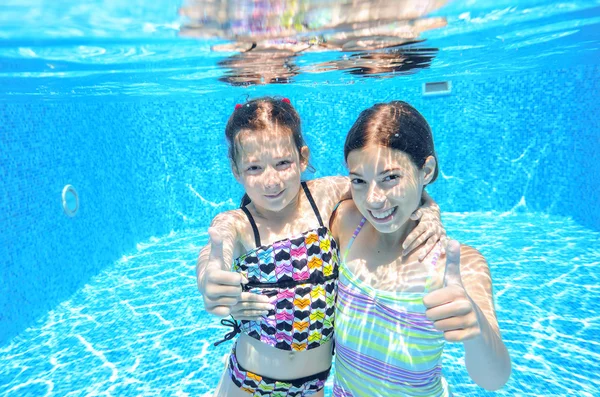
[265,190,285,199]
[368,207,398,223]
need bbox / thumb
[443,240,462,287]
[207,226,225,271]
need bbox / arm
[403,190,447,260]
[306,176,352,222]
[196,211,245,318]
[424,241,511,390]
[460,245,512,390]
[198,211,272,319]
[196,211,237,294]
[312,177,446,260]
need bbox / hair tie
[282,98,291,104]
[234,104,243,110]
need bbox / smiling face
[233,127,308,213]
[347,143,436,234]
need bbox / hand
[201,227,271,319]
[201,227,244,318]
[423,240,481,342]
[229,292,275,321]
[403,198,448,261]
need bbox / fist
[423,240,481,342]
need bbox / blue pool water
[2,0,600,396]
[2,214,599,396]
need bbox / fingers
[238,291,272,305]
[410,208,422,221]
[443,240,462,287]
[203,271,243,300]
[206,291,273,320]
[443,328,481,342]
[229,292,274,320]
[418,231,441,262]
[206,269,244,287]
[425,299,472,321]
[231,310,268,321]
[439,234,448,256]
[204,283,242,299]
[204,296,239,306]
[230,307,271,320]
[402,224,427,256]
[206,305,232,318]
[422,285,463,309]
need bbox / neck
[251,189,302,223]
[374,219,417,251]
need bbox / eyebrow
[349,168,404,177]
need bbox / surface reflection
[179,0,447,84]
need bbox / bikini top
[214,182,339,351]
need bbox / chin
[370,222,400,234]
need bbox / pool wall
[2,64,598,345]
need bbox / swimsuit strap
[301,181,324,227]
[343,217,367,262]
[424,242,443,292]
[240,181,321,249]
[241,206,261,247]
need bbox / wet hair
[344,101,438,184]
[225,96,309,206]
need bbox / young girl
[196,97,446,397]
[330,101,512,396]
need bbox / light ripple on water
[0,212,598,396]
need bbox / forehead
[236,128,297,161]
[347,144,414,171]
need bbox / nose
[263,166,281,190]
[366,183,386,209]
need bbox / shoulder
[307,176,350,190]
[306,177,350,201]
[331,200,363,242]
[334,199,361,220]
[210,209,246,225]
[209,209,247,239]
[305,177,351,224]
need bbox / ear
[421,155,437,185]
[300,146,310,172]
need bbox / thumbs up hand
[423,240,481,342]
[200,225,273,319]
[201,226,246,318]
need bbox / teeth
[371,208,395,219]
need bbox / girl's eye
[247,165,261,172]
[276,160,291,167]
[383,174,400,182]
[351,178,366,185]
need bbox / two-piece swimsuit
[215,182,340,396]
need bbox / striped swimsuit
[333,217,451,397]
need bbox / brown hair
[225,96,310,206]
[344,101,438,184]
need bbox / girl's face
[233,128,308,212]
[347,143,435,234]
